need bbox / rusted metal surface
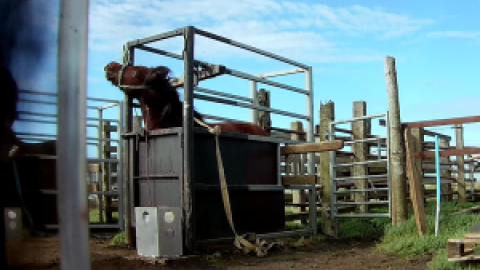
[403,115,480,129]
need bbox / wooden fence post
[410,128,425,204]
[102,122,114,223]
[257,89,271,132]
[291,121,307,225]
[319,101,337,237]
[456,124,466,204]
[352,101,368,213]
[439,138,453,201]
[384,56,407,224]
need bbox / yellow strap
[193,118,277,257]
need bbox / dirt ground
[5,234,431,270]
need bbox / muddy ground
[6,234,431,270]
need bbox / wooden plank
[280,140,344,155]
[405,128,426,236]
[416,148,480,159]
[403,115,480,129]
[104,145,117,153]
[87,163,101,173]
[103,125,117,132]
[87,183,99,192]
[282,175,317,185]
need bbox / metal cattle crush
[121,26,324,255]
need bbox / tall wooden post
[291,121,307,225]
[102,122,114,223]
[384,56,407,224]
[410,128,425,204]
[319,101,337,237]
[456,124,466,204]
[352,101,368,213]
[439,138,453,201]
[257,89,271,132]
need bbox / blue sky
[11,0,480,157]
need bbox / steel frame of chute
[56,0,91,269]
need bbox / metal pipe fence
[14,89,124,230]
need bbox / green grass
[376,201,480,270]
[285,205,391,239]
[89,208,119,223]
[286,200,480,269]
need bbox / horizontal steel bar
[335,201,389,205]
[286,185,318,190]
[194,28,310,69]
[89,192,119,196]
[194,93,309,120]
[16,118,57,125]
[334,174,388,181]
[334,213,390,219]
[15,132,119,142]
[195,87,253,103]
[19,89,57,97]
[332,113,387,125]
[196,229,314,243]
[88,158,119,163]
[18,98,99,110]
[44,224,121,230]
[202,114,248,123]
[225,68,308,95]
[127,27,184,47]
[19,89,121,104]
[17,110,119,123]
[136,44,307,95]
[344,137,386,145]
[334,159,388,167]
[256,68,305,78]
[334,188,389,194]
[195,184,284,191]
[99,102,120,110]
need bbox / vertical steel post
[97,109,104,224]
[250,81,258,124]
[305,66,316,234]
[122,45,135,245]
[117,102,124,231]
[182,26,196,253]
[57,0,91,269]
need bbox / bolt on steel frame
[328,112,392,227]
[122,26,317,246]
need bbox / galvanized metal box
[135,206,183,258]
[4,207,23,242]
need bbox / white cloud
[88,0,434,63]
[427,31,480,39]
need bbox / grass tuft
[377,201,480,270]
